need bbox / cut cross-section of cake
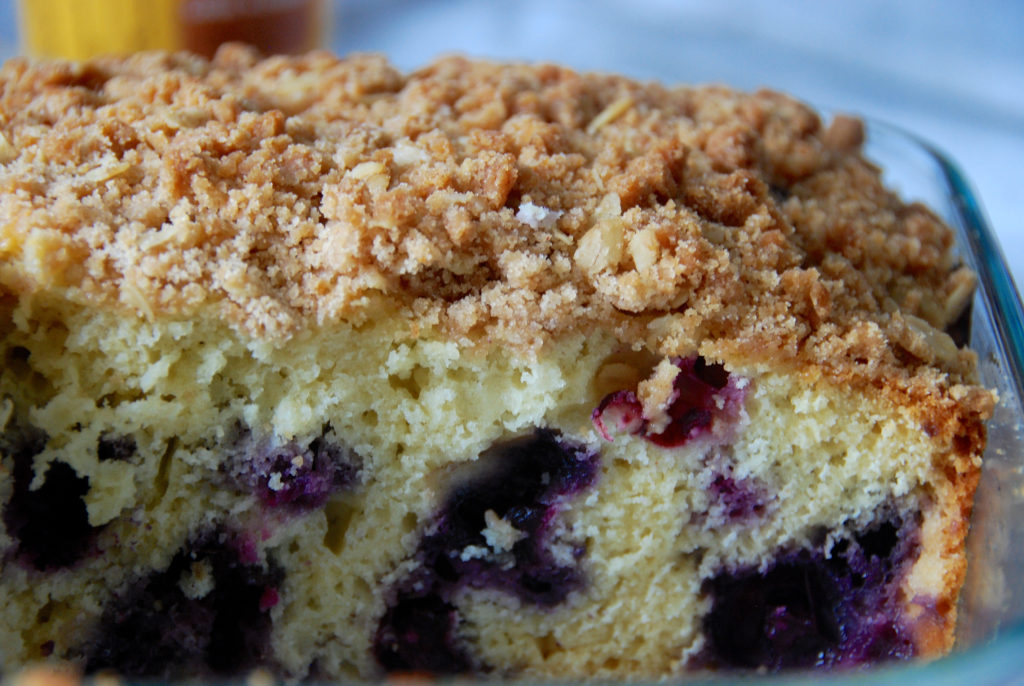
[0,46,994,681]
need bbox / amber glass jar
[19,0,329,60]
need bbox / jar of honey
[18,0,330,60]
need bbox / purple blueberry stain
[374,429,601,675]
[85,528,284,679]
[2,426,102,571]
[592,356,746,448]
[705,469,769,525]
[226,425,360,511]
[698,515,918,671]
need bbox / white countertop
[2,0,1021,294]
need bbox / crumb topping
[0,47,988,397]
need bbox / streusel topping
[0,47,983,393]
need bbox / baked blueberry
[85,529,283,678]
[374,430,600,675]
[374,594,473,675]
[3,428,99,571]
[593,357,746,448]
[700,517,916,670]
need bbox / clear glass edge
[895,127,1024,404]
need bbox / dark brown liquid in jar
[179,0,325,57]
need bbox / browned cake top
[0,46,991,410]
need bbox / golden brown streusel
[0,46,985,397]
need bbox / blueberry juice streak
[374,430,600,675]
[592,356,746,447]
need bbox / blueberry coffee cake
[0,46,995,680]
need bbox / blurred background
[1,0,1021,290]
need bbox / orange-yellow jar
[19,0,329,60]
